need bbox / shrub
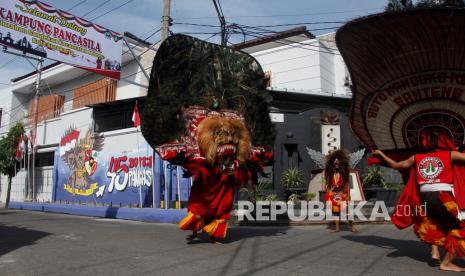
[281,167,305,190]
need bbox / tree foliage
[0,123,24,177]
[385,0,465,11]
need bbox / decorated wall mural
[54,126,157,206]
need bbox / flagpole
[176,166,181,209]
[27,133,31,201]
[137,129,142,208]
[132,101,143,208]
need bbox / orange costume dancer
[373,131,465,272]
[158,115,272,242]
[323,150,355,232]
[141,35,275,243]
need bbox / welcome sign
[0,0,123,79]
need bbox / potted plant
[362,167,398,206]
[281,167,306,200]
[301,192,316,201]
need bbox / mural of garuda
[141,34,275,242]
[60,127,104,196]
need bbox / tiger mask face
[197,116,251,172]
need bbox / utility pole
[161,0,171,41]
[28,58,43,201]
[213,0,226,46]
[3,48,43,202]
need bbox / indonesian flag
[60,130,80,156]
[132,101,141,130]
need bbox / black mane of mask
[324,149,350,187]
[141,34,275,150]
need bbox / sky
[0,0,389,87]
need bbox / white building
[0,34,155,204]
[234,26,351,97]
[0,26,359,204]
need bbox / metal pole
[122,37,150,82]
[176,166,181,209]
[29,58,43,201]
[27,133,30,200]
[163,161,168,209]
[213,0,227,46]
[161,0,171,41]
[136,129,143,208]
[152,153,156,208]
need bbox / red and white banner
[0,0,123,79]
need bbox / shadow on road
[343,234,430,262]
[0,210,18,215]
[0,223,51,256]
[185,225,289,245]
[224,226,288,243]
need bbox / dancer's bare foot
[429,245,441,266]
[439,262,465,272]
[186,231,197,242]
[333,220,340,233]
[350,226,357,233]
[210,236,221,244]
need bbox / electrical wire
[81,0,112,18]
[175,7,383,20]
[89,0,135,21]
[67,0,89,11]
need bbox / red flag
[15,134,23,161]
[132,101,141,130]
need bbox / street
[0,209,461,276]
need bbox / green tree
[386,0,465,11]
[0,123,24,206]
[416,0,465,7]
[385,0,414,11]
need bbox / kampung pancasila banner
[0,0,123,79]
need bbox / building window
[28,94,65,123]
[93,100,144,132]
[73,78,117,109]
[34,151,55,167]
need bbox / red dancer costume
[141,35,275,243]
[157,109,272,241]
[373,130,465,272]
[323,149,355,232]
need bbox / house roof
[233,26,315,50]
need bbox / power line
[246,21,346,28]
[236,24,341,53]
[175,7,383,20]
[173,21,345,28]
[0,56,18,71]
[81,0,112,18]
[67,0,89,11]
[236,28,338,55]
[90,0,136,21]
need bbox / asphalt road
[0,209,462,276]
